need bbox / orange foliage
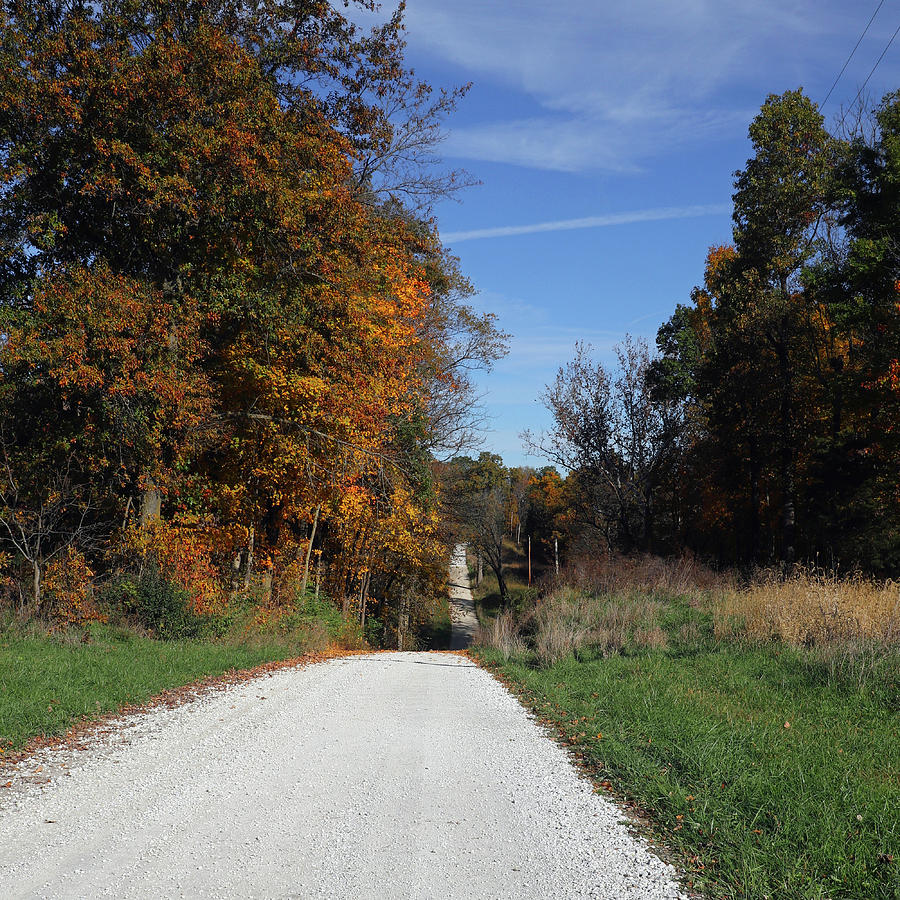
[125,519,229,616]
[43,547,106,626]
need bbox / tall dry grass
[477,610,526,661]
[480,585,665,667]
[714,568,900,647]
[479,552,900,678]
[561,550,732,596]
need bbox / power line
[821,0,885,108]
[841,18,900,123]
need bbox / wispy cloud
[390,0,899,172]
[443,203,730,243]
[442,107,750,173]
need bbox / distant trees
[523,336,685,554]
[443,453,512,602]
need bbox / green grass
[0,588,358,754]
[0,624,311,753]
[469,538,543,623]
[0,580,454,753]
[475,594,900,900]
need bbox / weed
[478,610,526,661]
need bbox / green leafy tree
[727,89,835,565]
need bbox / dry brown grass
[477,610,526,661]
[481,551,900,670]
[525,587,664,667]
[561,550,731,596]
[714,568,900,647]
[633,625,668,651]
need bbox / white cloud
[442,203,730,243]
[390,0,899,172]
[442,105,752,173]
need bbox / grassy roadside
[1,579,453,755]
[0,625,312,754]
[474,592,900,899]
[0,589,364,754]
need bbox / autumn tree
[525,467,569,570]
[0,0,501,627]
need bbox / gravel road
[449,543,478,649]
[0,652,686,899]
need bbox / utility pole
[528,535,532,587]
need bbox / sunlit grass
[715,569,900,647]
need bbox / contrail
[442,203,730,243]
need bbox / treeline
[0,0,504,641]
[526,89,900,574]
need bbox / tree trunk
[642,490,653,553]
[397,590,410,650]
[140,481,162,527]
[32,559,41,610]
[527,535,531,586]
[300,505,321,597]
[476,551,483,586]
[230,552,243,594]
[314,553,323,601]
[242,527,255,593]
[776,337,797,569]
[749,436,761,565]
[359,571,370,629]
[492,546,508,605]
[781,443,797,570]
[496,566,508,604]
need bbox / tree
[523,337,683,553]
[728,89,835,565]
[0,0,499,626]
[525,467,569,567]
[445,453,511,603]
[808,90,900,570]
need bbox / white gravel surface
[449,543,478,649]
[0,653,687,899]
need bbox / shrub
[43,546,106,626]
[117,518,229,617]
[105,566,206,640]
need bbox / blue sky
[381,1,900,466]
